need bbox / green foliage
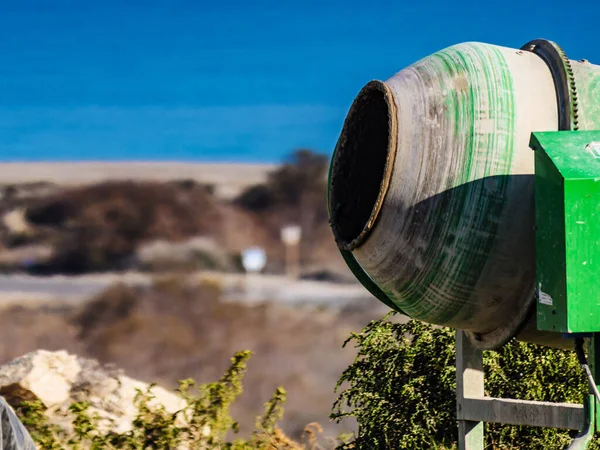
[332,313,595,449]
[22,309,598,449]
[15,351,312,450]
[331,316,456,449]
[17,400,64,449]
[484,339,587,449]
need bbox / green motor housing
[532,131,600,334]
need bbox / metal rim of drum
[464,39,580,349]
[326,82,405,313]
[329,80,398,251]
[349,81,398,249]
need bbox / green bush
[16,351,322,450]
[332,313,596,449]
[18,312,599,449]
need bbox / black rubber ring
[521,39,576,131]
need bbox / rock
[3,209,33,237]
[0,350,186,435]
[0,350,80,408]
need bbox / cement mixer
[328,39,600,448]
[328,39,600,350]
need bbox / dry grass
[0,277,380,440]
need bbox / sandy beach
[0,162,276,198]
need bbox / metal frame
[456,331,597,449]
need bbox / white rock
[0,350,186,435]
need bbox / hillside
[0,277,391,439]
[0,151,374,440]
[0,151,348,278]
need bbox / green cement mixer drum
[328,39,600,349]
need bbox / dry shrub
[17,351,327,449]
[234,149,349,274]
[71,278,366,439]
[17,180,277,274]
[24,181,221,273]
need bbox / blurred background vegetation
[0,149,339,278]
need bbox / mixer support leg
[457,331,485,450]
[565,394,594,449]
[587,334,600,432]
[456,330,591,449]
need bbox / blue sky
[0,0,598,163]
